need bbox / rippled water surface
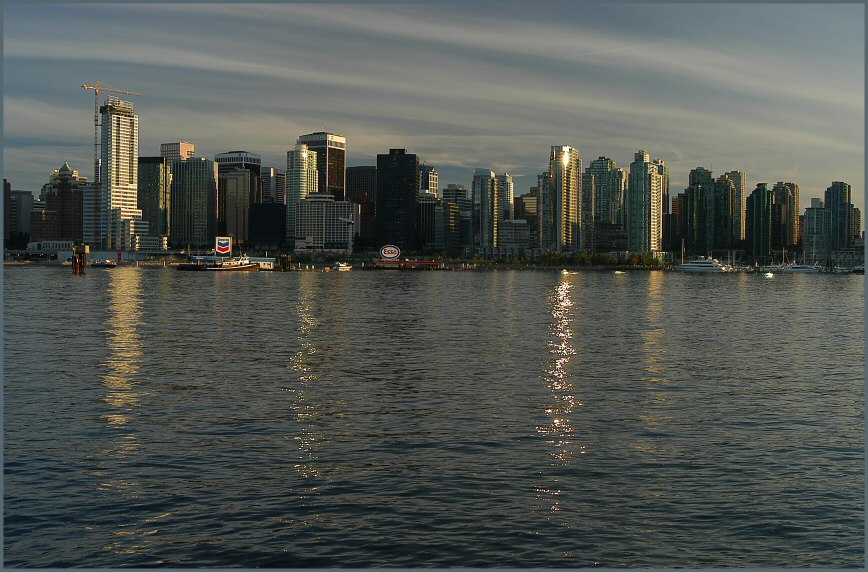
[3,266,864,567]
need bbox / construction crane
[81,81,140,185]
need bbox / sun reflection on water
[536,273,585,516]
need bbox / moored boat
[177,256,259,272]
[90,259,118,268]
[778,263,823,273]
[674,257,733,273]
[332,262,352,271]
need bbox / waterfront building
[594,222,629,253]
[217,169,251,246]
[433,201,461,255]
[496,172,514,220]
[772,181,798,252]
[293,193,355,255]
[41,162,86,242]
[419,191,439,252]
[442,183,473,251]
[586,156,620,226]
[99,96,147,250]
[746,183,774,264]
[851,207,861,242]
[29,199,57,243]
[540,145,581,253]
[249,202,286,252]
[725,170,747,242]
[514,190,540,249]
[626,150,664,254]
[376,149,420,252]
[160,141,196,162]
[713,174,737,250]
[215,151,262,204]
[286,144,319,246]
[803,198,831,264]
[138,156,172,239]
[346,165,377,250]
[260,166,286,205]
[826,181,853,252]
[297,132,347,201]
[498,219,531,255]
[581,171,595,252]
[472,168,500,253]
[169,157,218,249]
[420,163,439,198]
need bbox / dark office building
[746,183,775,264]
[826,181,853,252]
[376,149,420,252]
[215,151,262,204]
[347,165,377,250]
[138,156,171,238]
[249,202,286,252]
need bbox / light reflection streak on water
[536,274,583,515]
[95,268,156,558]
[288,273,324,520]
[636,272,672,451]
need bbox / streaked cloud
[2,2,863,209]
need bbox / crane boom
[81,81,140,186]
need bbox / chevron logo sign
[215,237,232,255]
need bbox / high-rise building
[296,132,347,201]
[286,144,319,245]
[472,168,500,253]
[587,156,620,225]
[215,151,262,204]
[3,179,10,244]
[442,183,473,250]
[540,145,581,253]
[434,201,461,255]
[825,181,852,252]
[293,193,355,254]
[41,162,86,242]
[725,171,747,242]
[514,190,540,249]
[99,96,146,250]
[419,191,440,251]
[626,150,663,253]
[346,165,377,250]
[772,181,798,252]
[803,198,831,265]
[218,169,251,245]
[260,167,286,205]
[496,172,514,221]
[746,183,774,263]
[581,171,595,252]
[169,157,218,249]
[160,141,196,162]
[420,163,439,197]
[376,149,420,251]
[713,174,737,250]
[138,156,172,238]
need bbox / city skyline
[3,3,864,221]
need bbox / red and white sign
[379,245,400,259]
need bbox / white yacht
[778,263,823,273]
[674,257,733,273]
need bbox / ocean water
[3,266,864,567]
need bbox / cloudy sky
[3,2,864,214]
